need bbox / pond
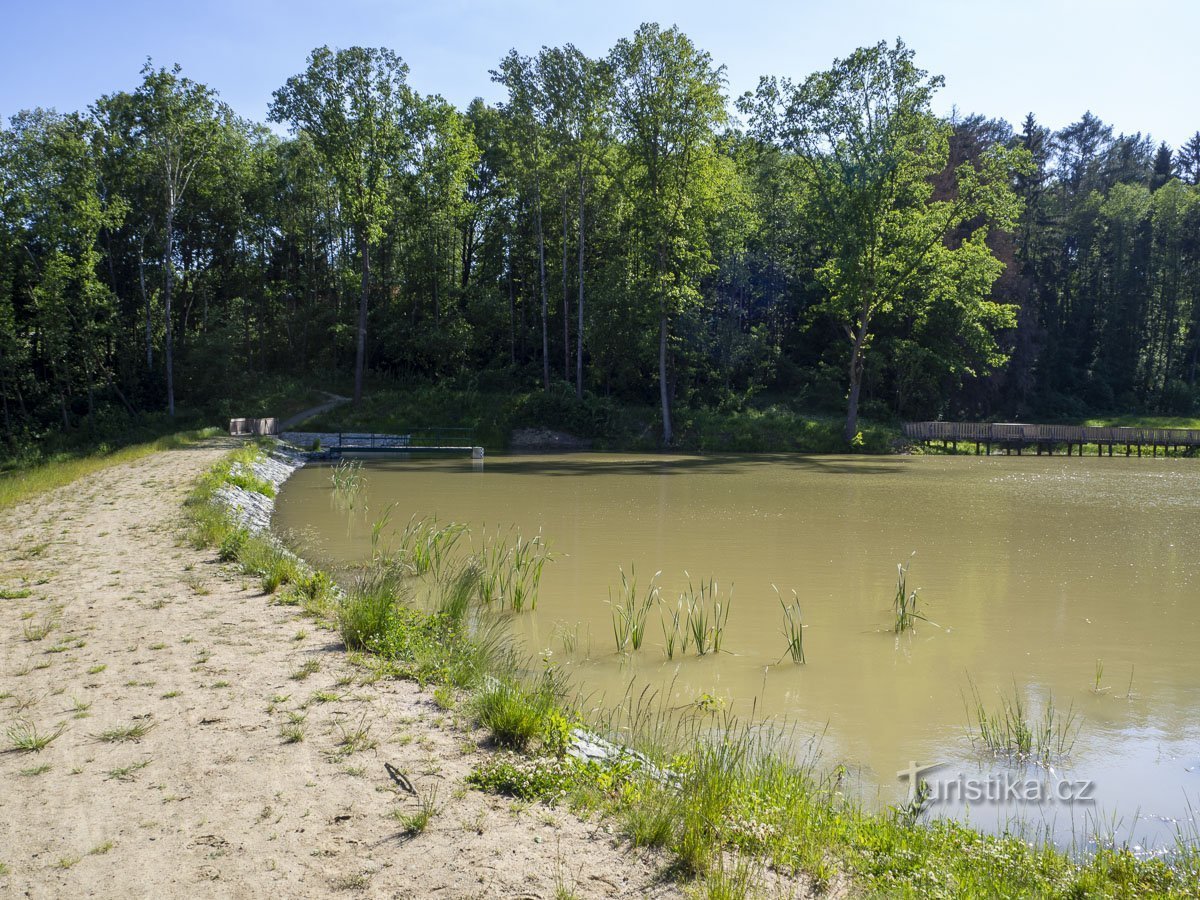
[273,452,1200,854]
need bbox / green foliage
[472,678,563,752]
[338,568,407,651]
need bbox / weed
[330,460,364,508]
[475,525,551,610]
[290,659,320,681]
[7,720,66,752]
[19,763,52,776]
[0,587,32,600]
[392,782,440,835]
[680,574,732,656]
[94,720,156,743]
[182,573,210,596]
[473,679,559,751]
[280,712,306,744]
[105,760,150,781]
[87,664,106,675]
[338,568,406,651]
[336,713,377,754]
[22,615,56,642]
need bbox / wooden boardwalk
[903,421,1200,456]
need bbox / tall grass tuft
[681,574,732,656]
[775,586,806,664]
[339,568,408,651]
[892,553,923,633]
[966,679,1079,765]
[475,525,552,611]
[437,561,482,624]
[399,515,469,579]
[610,566,660,652]
[330,460,364,509]
[472,677,562,752]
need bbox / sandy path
[0,441,682,899]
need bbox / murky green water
[274,452,1200,852]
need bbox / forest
[2,25,1199,455]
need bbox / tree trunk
[843,327,868,444]
[354,236,370,405]
[535,176,549,391]
[576,170,585,399]
[507,243,516,366]
[139,235,152,370]
[163,212,175,418]
[562,193,570,380]
[659,311,672,445]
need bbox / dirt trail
[0,441,681,899]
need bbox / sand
[0,440,687,899]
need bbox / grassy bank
[187,445,1199,898]
[305,381,899,454]
[0,427,223,512]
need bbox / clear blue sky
[2,0,1197,147]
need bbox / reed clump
[655,574,733,658]
[966,679,1079,765]
[475,525,552,611]
[775,586,806,664]
[892,553,923,633]
[610,566,660,652]
[330,459,364,508]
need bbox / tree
[745,40,1028,441]
[538,45,613,397]
[122,63,229,416]
[1178,131,1200,185]
[493,51,553,390]
[270,46,416,405]
[610,23,728,444]
[0,110,125,428]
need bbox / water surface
[274,452,1200,852]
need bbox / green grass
[391,782,441,836]
[6,720,66,752]
[0,427,222,512]
[93,720,156,743]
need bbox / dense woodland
[2,25,1199,453]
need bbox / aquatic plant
[398,514,469,578]
[966,679,1078,765]
[610,566,660,652]
[661,596,689,660]
[330,459,364,508]
[892,553,923,633]
[475,525,552,611]
[681,574,732,656]
[775,586,806,664]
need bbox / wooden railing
[903,422,1200,448]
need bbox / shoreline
[0,439,683,898]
